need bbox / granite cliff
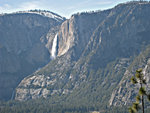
[14,1,150,108]
[0,1,150,109]
[0,10,65,100]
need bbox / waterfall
[51,34,58,59]
[11,90,15,100]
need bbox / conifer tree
[129,68,150,113]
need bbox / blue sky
[0,0,132,18]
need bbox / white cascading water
[51,34,58,59]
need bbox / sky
[0,0,134,18]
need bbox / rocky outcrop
[13,1,150,106]
[15,10,65,22]
[15,74,71,100]
[0,11,65,100]
[57,10,110,57]
[15,8,112,100]
[109,47,150,106]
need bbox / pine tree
[129,68,150,113]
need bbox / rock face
[0,10,65,100]
[15,74,71,100]
[16,75,52,100]
[15,2,150,105]
[15,1,150,106]
[15,10,65,22]
[15,9,111,101]
[109,46,150,106]
[57,10,110,57]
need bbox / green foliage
[139,87,146,96]
[129,68,150,113]
[0,99,129,113]
[136,68,143,73]
[136,95,141,103]
[147,94,150,101]
[129,107,135,113]
[131,77,138,84]
[135,72,141,79]
[142,79,147,85]
[132,102,140,112]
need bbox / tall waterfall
[51,34,58,59]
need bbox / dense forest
[0,99,128,113]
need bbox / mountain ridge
[0,9,65,21]
[14,1,150,109]
[0,10,65,100]
[0,2,150,112]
